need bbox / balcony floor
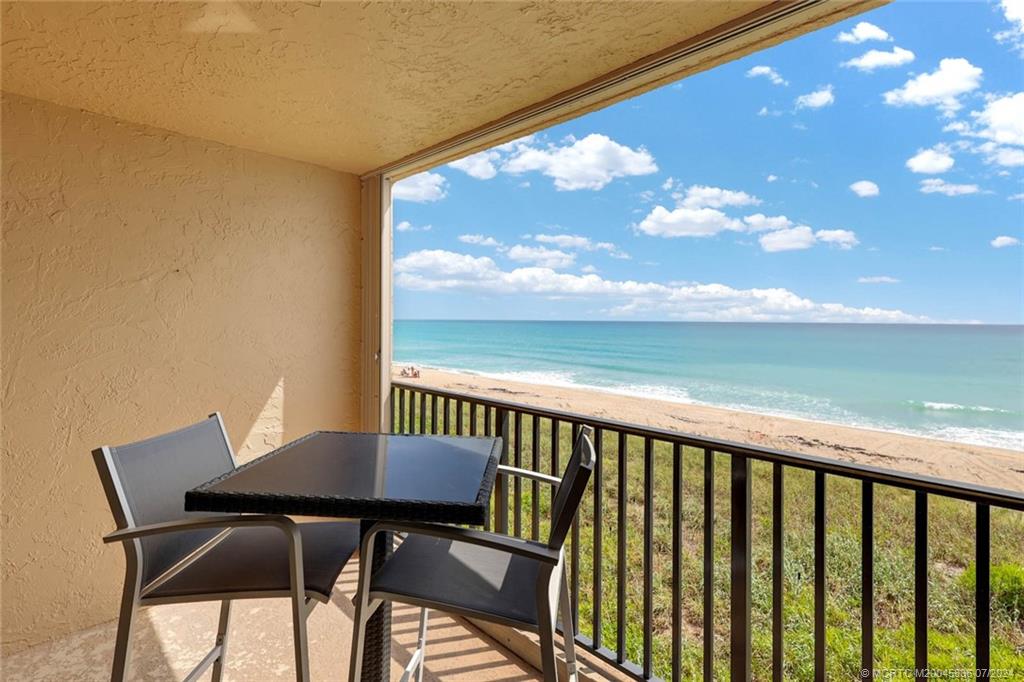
[4,558,541,681]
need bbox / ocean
[393,320,1024,451]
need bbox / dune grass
[400,396,1024,680]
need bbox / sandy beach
[395,367,1024,493]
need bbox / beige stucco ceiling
[2,1,873,175]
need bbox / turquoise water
[393,321,1024,451]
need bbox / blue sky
[393,0,1024,324]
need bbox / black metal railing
[390,380,1024,681]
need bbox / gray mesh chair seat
[349,426,596,682]
[147,521,358,602]
[370,534,546,627]
[93,414,359,682]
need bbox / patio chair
[93,413,360,682]
[349,425,596,682]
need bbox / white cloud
[919,178,980,196]
[395,220,432,232]
[1009,193,1024,201]
[506,244,576,269]
[766,174,779,183]
[757,226,858,252]
[742,213,794,232]
[448,150,500,179]
[815,229,860,249]
[534,234,629,258]
[580,264,599,274]
[858,276,901,284]
[757,106,782,117]
[978,143,1024,167]
[678,184,761,209]
[502,133,657,190]
[883,58,983,115]
[995,0,1024,52]
[842,46,915,72]
[458,234,503,248]
[837,22,891,44]
[849,180,880,197]
[636,206,744,238]
[394,249,927,323]
[928,246,947,252]
[746,65,788,86]
[393,171,448,202]
[906,147,955,173]
[661,177,675,191]
[971,93,1024,147]
[759,226,817,252]
[795,85,835,109]
[991,235,1021,248]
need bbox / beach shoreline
[393,366,1024,493]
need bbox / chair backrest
[92,414,237,586]
[547,425,596,550]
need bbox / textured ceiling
[0,1,789,174]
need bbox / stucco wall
[0,93,363,653]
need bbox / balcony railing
[390,380,1024,681]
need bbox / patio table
[185,431,502,682]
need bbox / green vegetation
[397,397,1024,680]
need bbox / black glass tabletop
[185,432,501,525]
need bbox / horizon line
[394,318,1023,326]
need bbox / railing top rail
[392,380,1024,511]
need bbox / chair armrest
[364,521,561,565]
[103,514,299,544]
[497,465,561,488]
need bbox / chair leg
[111,572,140,682]
[558,570,578,682]
[211,600,232,682]
[535,582,559,682]
[291,590,310,682]
[415,608,429,682]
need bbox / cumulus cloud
[795,85,835,109]
[919,178,980,196]
[850,180,880,197]
[906,147,955,173]
[883,58,983,115]
[766,174,779,183]
[758,227,858,252]
[758,106,782,117]
[836,22,892,44]
[742,213,794,232]
[995,0,1024,52]
[661,177,675,191]
[458,234,504,248]
[759,226,817,252]
[393,171,448,202]
[502,133,657,190]
[636,206,744,238]
[1009,193,1024,201]
[506,244,576,269]
[534,234,629,258]
[842,46,915,72]
[448,150,500,179]
[971,92,1024,146]
[746,65,788,86]
[677,184,762,209]
[858,276,901,284]
[396,220,432,232]
[815,229,860,249]
[991,235,1021,248]
[977,142,1024,167]
[394,249,926,323]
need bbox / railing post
[730,454,752,682]
[495,408,510,534]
